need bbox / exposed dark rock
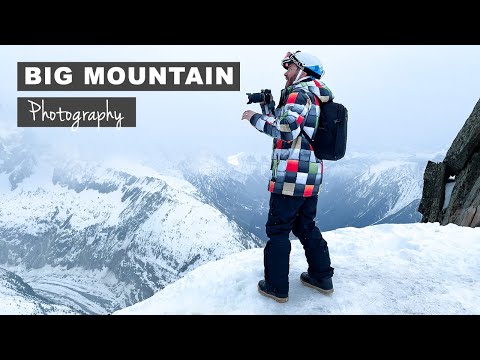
[444,98,480,175]
[418,161,448,223]
[442,151,480,226]
[419,98,480,228]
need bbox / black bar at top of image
[1,9,479,46]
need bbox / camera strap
[277,88,288,108]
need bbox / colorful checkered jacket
[249,79,334,197]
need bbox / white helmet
[281,50,325,79]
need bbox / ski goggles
[281,51,303,70]
[281,50,323,79]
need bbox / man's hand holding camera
[242,89,274,121]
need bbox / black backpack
[300,94,348,161]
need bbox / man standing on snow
[242,50,335,303]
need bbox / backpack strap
[297,88,321,148]
[300,127,314,149]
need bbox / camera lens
[246,92,265,104]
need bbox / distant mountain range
[0,129,444,314]
[183,151,445,239]
[0,132,261,314]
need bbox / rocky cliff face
[418,98,480,227]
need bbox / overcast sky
[114,222,480,315]
[1,45,479,163]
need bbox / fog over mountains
[0,128,443,314]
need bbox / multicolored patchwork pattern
[249,79,334,197]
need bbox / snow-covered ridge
[344,149,447,162]
[115,223,480,315]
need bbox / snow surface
[115,223,480,315]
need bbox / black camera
[246,89,272,104]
